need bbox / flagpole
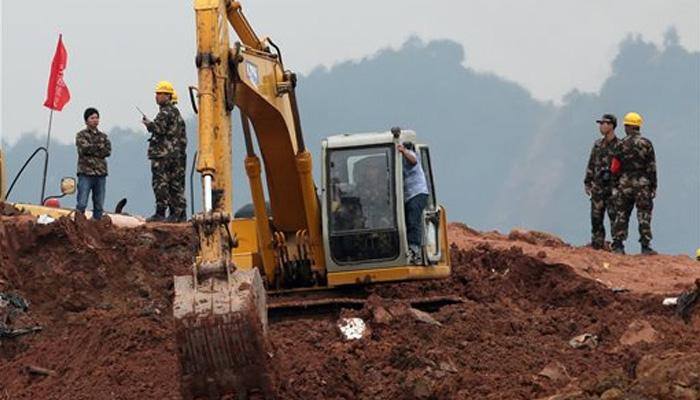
[40,109,54,203]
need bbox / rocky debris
[508,228,569,248]
[409,377,432,399]
[366,297,442,326]
[618,320,659,346]
[582,370,631,398]
[25,365,57,377]
[0,292,41,339]
[569,333,599,350]
[407,308,442,326]
[633,352,700,398]
[676,279,700,323]
[538,361,571,384]
[599,388,624,400]
[0,202,22,216]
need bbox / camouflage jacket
[584,136,620,195]
[615,132,657,191]
[76,128,111,176]
[146,102,186,159]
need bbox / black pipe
[42,192,69,204]
[288,84,306,153]
[268,38,284,70]
[240,110,255,157]
[188,86,199,114]
[5,147,47,201]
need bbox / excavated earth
[0,209,699,400]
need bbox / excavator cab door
[415,144,441,264]
[323,144,402,268]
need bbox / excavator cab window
[327,145,400,264]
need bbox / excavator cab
[322,129,450,286]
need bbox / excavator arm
[174,1,322,398]
[225,1,265,51]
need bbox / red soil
[0,214,697,399]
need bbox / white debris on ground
[338,317,367,340]
[36,215,55,225]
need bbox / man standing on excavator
[584,114,620,250]
[611,112,657,255]
[398,141,429,264]
[142,81,187,222]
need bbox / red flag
[43,34,71,111]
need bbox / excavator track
[268,289,464,322]
[174,268,274,400]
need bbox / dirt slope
[0,214,698,399]
[448,222,700,295]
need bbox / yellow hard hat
[623,112,643,127]
[154,81,175,95]
[696,248,700,260]
[172,90,179,104]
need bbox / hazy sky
[1,0,698,144]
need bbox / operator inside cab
[327,145,398,263]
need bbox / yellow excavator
[173,1,451,398]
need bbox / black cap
[596,113,617,128]
[84,107,100,122]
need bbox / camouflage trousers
[590,192,615,247]
[151,155,187,216]
[612,185,653,244]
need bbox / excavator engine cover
[173,268,273,399]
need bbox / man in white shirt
[397,141,430,264]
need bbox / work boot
[611,241,625,255]
[591,241,604,250]
[146,207,166,222]
[641,243,657,256]
[408,245,423,266]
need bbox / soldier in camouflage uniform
[142,81,187,222]
[611,112,657,255]
[75,107,111,220]
[584,114,620,250]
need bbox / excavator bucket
[173,268,274,399]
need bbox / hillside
[4,32,698,254]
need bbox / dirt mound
[0,216,698,399]
[449,223,700,295]
[272,244,699,399]
[0,215,192,399]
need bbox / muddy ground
[0,213,698,399]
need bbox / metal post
[40,110,54,203]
